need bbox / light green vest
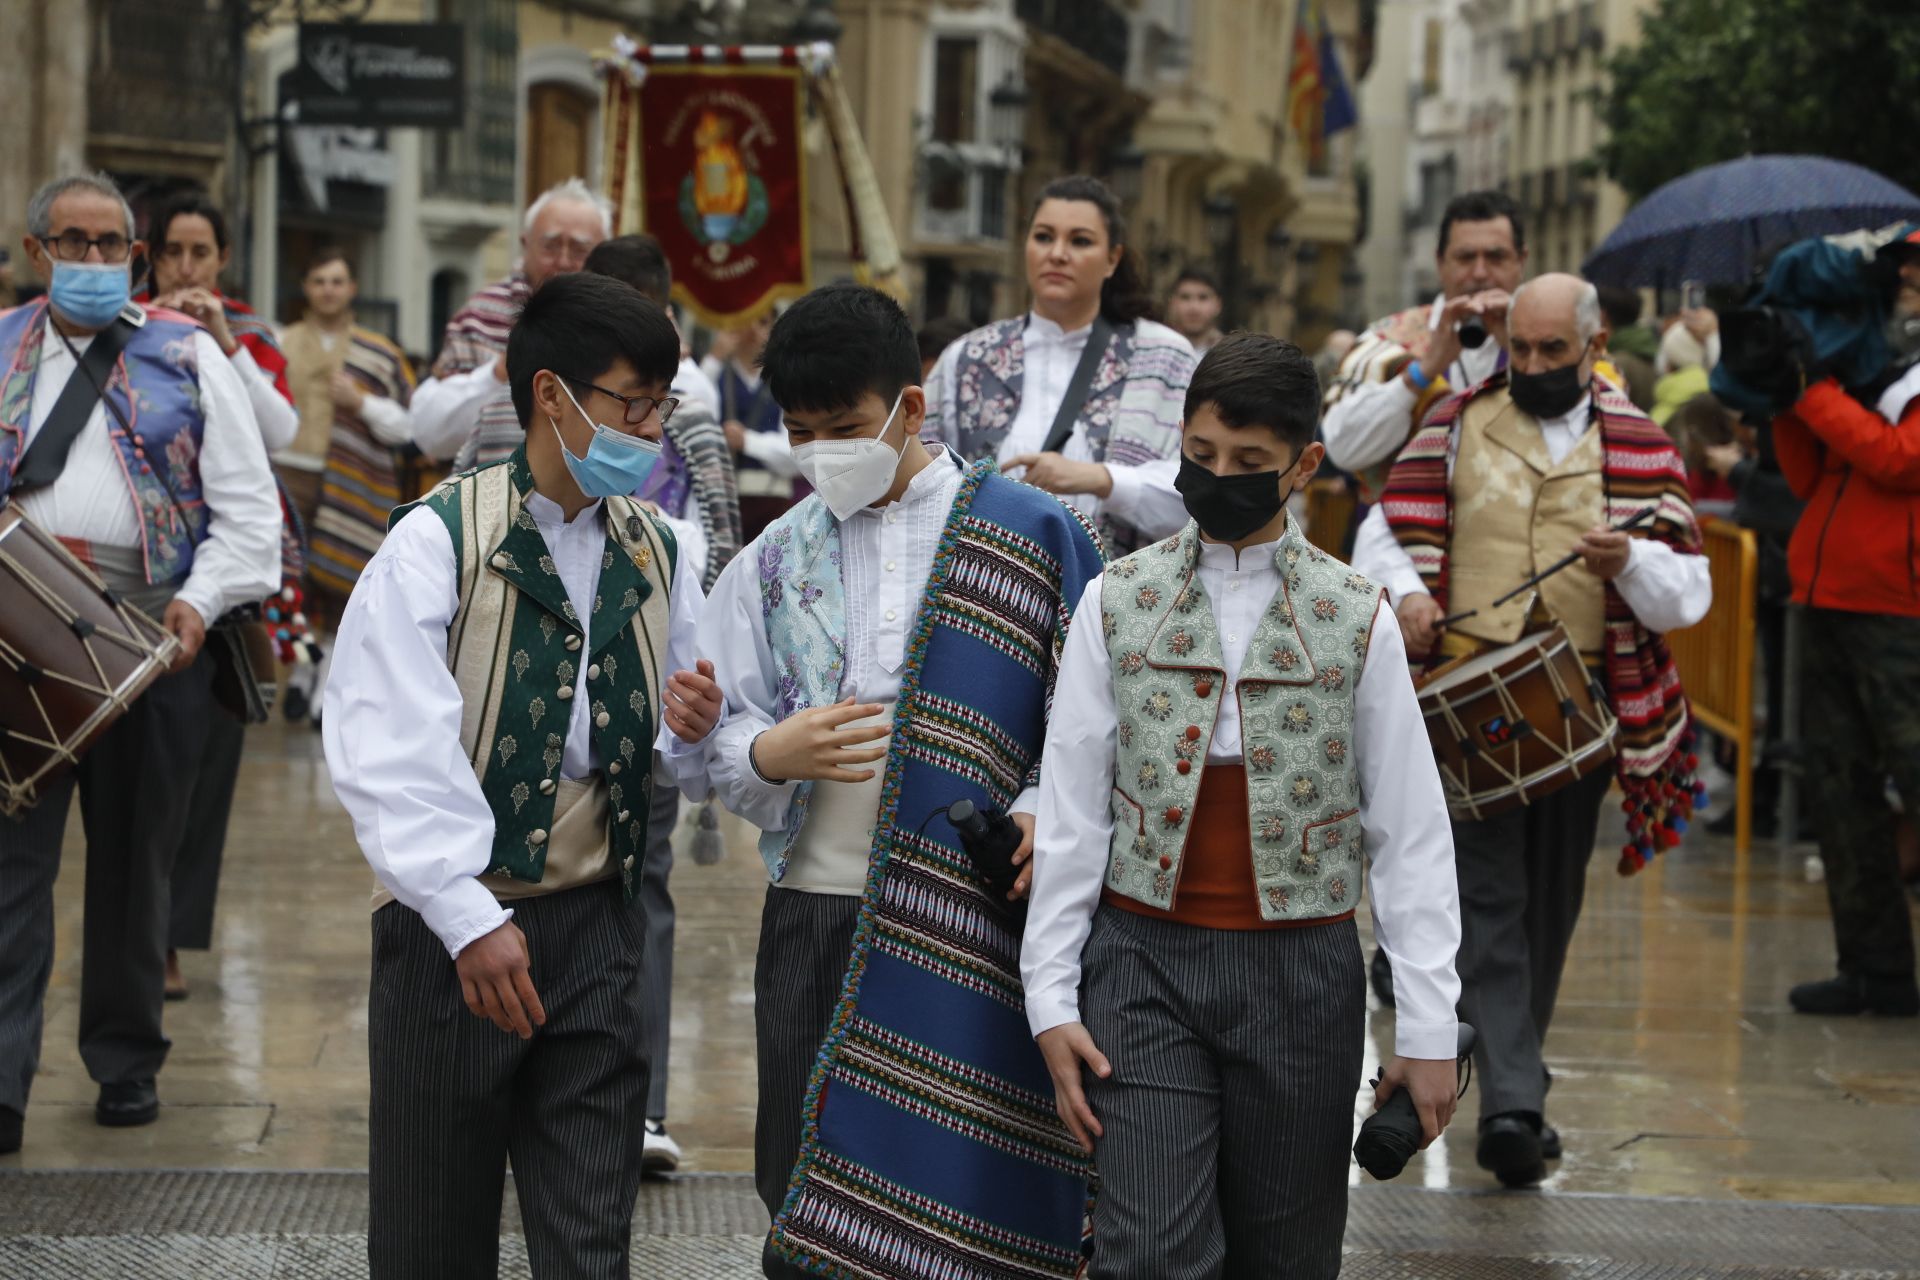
[1101,519,1381,922]
[394,449,677,900]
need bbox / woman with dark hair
[924,175,1196,556]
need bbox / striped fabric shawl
[308,328,417,600]
[1381,374,1706,870]
[767,463,1106,1279]
[430,272,528,469]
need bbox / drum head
[1420,631,1559,698]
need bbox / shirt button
[1230,582,1241,592]
[1227,633,1239,644]
[595,711,610,729]
[538,778,557,795]
[529,829,549,846]
[1176,759,1191,775]
[1185,725,1201,741]
[885,560,896,572]
[885,609,896,621]
[587,664,601,680]
[565,635,582,651]
[557,686,574,700]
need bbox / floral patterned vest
[395,450,677,899]
[1101,520,1382,922]
[0,300,209,584]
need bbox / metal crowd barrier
[1666,518,1760,854]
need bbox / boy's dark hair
[1596,284,1643,331]
[507,272,680,427]
[760,283,920,415]
[1184,332,1321,454]
[583,234,672,305]
[1172,266,1220,296]
[1437,190,1525,257]
[152,191,228,252]
[304,245,355,279]
[917,314,973,366]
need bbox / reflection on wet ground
[8,722,1918,1216]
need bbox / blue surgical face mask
[551,379,663,499]
[49,261,131,330]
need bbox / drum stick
[1437,506,1659,628]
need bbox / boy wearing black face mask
[1024,333,1463,1278]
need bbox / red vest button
[1185,725,1201,741]
[1163,806,1184,824]
[1158,855,1172,870]
[1175,759,1191,775]
[1194,681,1213,698]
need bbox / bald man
[1354,274,1713,1187]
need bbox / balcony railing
[92,0,231,149]
[422,0,517,206]
[1016,0,1130,77]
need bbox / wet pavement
[3,719,1918,1274]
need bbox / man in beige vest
[1354,274,1713,1187]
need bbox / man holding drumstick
[1354,273,1712,1186]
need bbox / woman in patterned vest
[924,174,1196,558]
[323,274,722,1276]
[1026,334,1464,1278]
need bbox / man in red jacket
[1774,358,1920,1017]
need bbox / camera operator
[1773,262,1920,1016]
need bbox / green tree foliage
[1599,0,1920,201]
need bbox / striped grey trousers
[367,880,649,1280]
[752,885,860,1279]
[1081,906,1366,1280]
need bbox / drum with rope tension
[0,505,180,816]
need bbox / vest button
[1158,855,1172,870]
[587,664,601,680]
[617,809,632,823]
[1194,681,1212,698]
[1164,806,1183,824]
[529,829,548,846]
[1185,725,1201,741]
[595,711,611,729]
[538,778,556,795]
[608,760,622,775]
[1176,759,1191,775]
[565,634,582,651]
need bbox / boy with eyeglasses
[324,272,723,1277]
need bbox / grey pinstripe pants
[752,885,860,1279]
[641,762,679,1120]
[1081,906,1366,1280]
[367,881,648,1280]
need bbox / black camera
[1352,1023,1476,1180]
[946,799,1027,920]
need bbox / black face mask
[1509,355,1592,420]
[1175,454,1297,543]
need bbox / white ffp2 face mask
[790,391,906,520]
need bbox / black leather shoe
[1477,1113,1547,1188]
[1539,1123,1562,1161]
[95,1081,159,1128]
[1789,974,1920,1017]
[1369,948,1395,1007]
[0,1106,21,1154]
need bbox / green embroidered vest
[1101,519,1382,922]
[395,450,677,900]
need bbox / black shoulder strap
[1038,315,1116,458]
[14,317,136,494]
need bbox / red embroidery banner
[608,64,811,329]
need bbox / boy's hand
[1008,810,1035,900]
[749,696,889,783]
[664,659,723,743]
[455,920,546,1039]
[1036,1022,1111,1153]
[1372,1055,1458,1148]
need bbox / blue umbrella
[1581,155,1920,289]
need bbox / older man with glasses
[0,173,281,1155]
[410,177,614,471]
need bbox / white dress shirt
[408,361,501,462]
[1023,528,1463,1060]
[679,445,1040,838]
[323,492,706,958]
[1324,293,1506,474]
[1350,396,1713,635]
[228,346,299,453]
[701,357,798,479]
[17,322,281,624]
[996,313,1187,534]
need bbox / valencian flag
[602,52,812,328]
[1287,0,1358,169]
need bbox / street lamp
[1203,194,1237,253]
[989,73,1031,159]
[1105,142,1145,209]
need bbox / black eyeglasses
[40,230,132,263]
[569,379,678,428]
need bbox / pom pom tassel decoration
[1615,726,1702,877]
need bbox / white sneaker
[642,1119,681,1174]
